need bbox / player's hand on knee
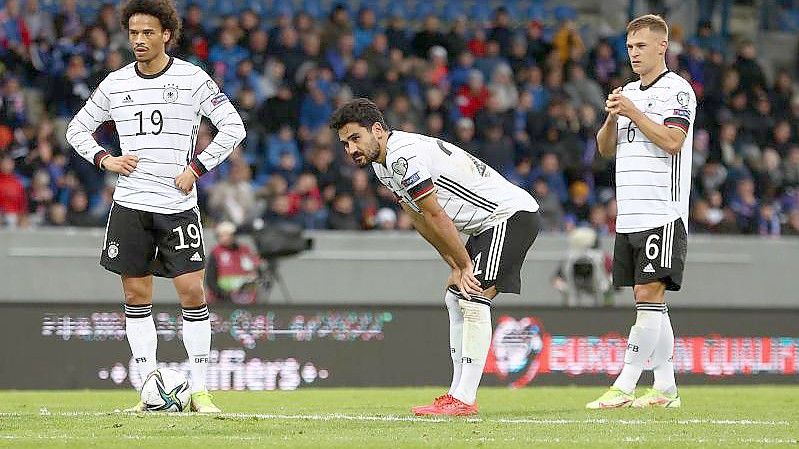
[102,155,138,176]
[175,167,197,194]
[457,266,482,299]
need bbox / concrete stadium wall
[0,228,796,308]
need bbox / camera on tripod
[252,222,313,302]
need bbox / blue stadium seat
[553,4,577,22]
[525,3,548,21]
[413,2,435,21]
[443,2,465,22]
[303,0,324,19]
[246,0,269,15]
[470,3,492,23]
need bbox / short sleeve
[387,150,434,201]
[662,85,695,135]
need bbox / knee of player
[177,282,206,304]
[124,288,151,305]
[633,282,665,302]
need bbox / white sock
[125,304,158,382]
[182,305,211,394]
[445,288,464,395]
[652,308,677,394]
[453,296,492,405]
[613,303,664,394]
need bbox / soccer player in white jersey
[330,99,541,416]
[586,14,695,409]
[65,0,245,413]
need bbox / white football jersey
[66,57,245,214]
[373,131,539,235]
[614,71,695,233]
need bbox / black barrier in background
[1,304,797,389]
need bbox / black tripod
[259,258,292,303]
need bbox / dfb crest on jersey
[391,157,408,177]
[163,84,179,103]
[484,315,546,388]
[107,241,119,259]
[677,91,690,107]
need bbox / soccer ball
[140,368,191,412]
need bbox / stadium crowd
[1,0,799,236]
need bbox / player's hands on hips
[606,88,638,119]
[101,155,138,176]
[175,167,197,194]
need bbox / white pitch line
[496,418,792,426]
[0,412,791,426]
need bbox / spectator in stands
[45,202,66,226]
[783,146,799,187]
[488,64,519,113]
[532,176,564,232]
[531,152,569,204]
[525,20,551,66]
[488,7,513,56]
[565,180,591,226]
[374,207,397,230]
[452,117,478,155]
[327,192,360,230]
[208,158,257,227]
[353,7,379,57]
[27,169,53,226]
[209,29,249,84]
[456,70,490,119]
[205,221,260,305]
[411,14,447,59]
[552,17,584,67]
[735,41,767,95]
[299,196,328,230]
[24,0,55,43]
[320,3,352,53]
[770,70,795,120]
[783,210,799,236]
[0,76,27,128]
[65,189,97,227]
[48,55,93,118]
[0,155,26,227]
[178,3,207,61]
[299,84,333,140]
[476,118,514,172]
[730,178,759,233]
[564,64,605,114]
[260,83,298,134]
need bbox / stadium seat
[470,3,492,23]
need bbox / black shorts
[100,203,206,278]
[613,217,687,291]
[465,210,540,294]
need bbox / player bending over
[65,0,245,412]
[329,99,540,416]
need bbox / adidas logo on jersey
[643,263,656,273]
[122,95,133,104]
[190,252,203,262]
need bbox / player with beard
[329,98,540,416]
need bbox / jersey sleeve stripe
[408,178,434,199]
[664,117,689,133]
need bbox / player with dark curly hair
[66,0,246,413]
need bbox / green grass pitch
[0,386,797,448]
